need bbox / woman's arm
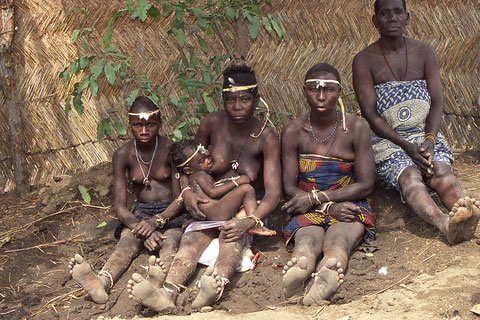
[353,52,431,176]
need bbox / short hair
[168,139,199,169]
[130,96,158,113]
[222,64,258,96]
[304,63,341,83]
[374,0,407,15]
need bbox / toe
[131,273,144,283]
[148,255,156,265]
[298,256,308,269]
[291,257,297,264]
[287,260,293,267]
[74,254,84,264]
[204,266,214,276]
[457,198,465,206]
[324,258,337,269]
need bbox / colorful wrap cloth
[114,201,189,239]
[372,80,453,190]
[283,154,376,248]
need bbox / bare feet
[69,254,108,304]
[459,197,480,241]
[191,266,227,309]
[145,255,167,288]
[446,197,477,244]
[127,273,176,313]
[282,256,310,302]
[248,226,277,236]
[303,258,344,306]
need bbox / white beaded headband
[305,79,341,87]
[177,144,208,168]
[128,109,160,120]
[222,84,258,92]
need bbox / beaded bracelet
[424,132,436,144]
[154,214,168,228]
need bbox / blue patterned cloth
[372,80,453,190]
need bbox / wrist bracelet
[424,133,436,144]
[311,190,321,205]
[175,186,192,204]
[318,191,330,202]
[154,215,168,228]
[233,180,239,187]
[307,192,314,206]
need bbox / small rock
[200,306,213,313]
[476,239,480,245]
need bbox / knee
[239,183,255,195]
[430,166,457,189]
[398,170,425,196]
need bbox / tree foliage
[60,0,283,142]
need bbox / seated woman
[126,65,281,313]
[68,96,187,303]
[281,63,376,305]
[168,139,275,235]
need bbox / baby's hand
[237,175,251,185]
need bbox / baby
[167,140,275,236]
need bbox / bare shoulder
[408,38,436,55]
[354,42,378,62]
[202,110,225,125]
[282,114,306,137]
[346,113,371,133]
[113,140,133,161]
[258,123,279,145]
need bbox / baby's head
[168,140,213,175]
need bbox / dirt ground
[0,152,480,320]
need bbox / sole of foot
[127,273,176,313]
[282,256,309,303]
[69,254,108,304]
[447,197,475,244]
[303,257,344,306]
[146,255,167,288]
[192,266,223,309]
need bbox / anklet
[215,277,230,301]
[164,281,187,294]
[247,214,264,228]
[99,269,114,289]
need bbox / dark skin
[352,0,479,244]
[68,108,184,304]
[182,148,255,221]
[185,90,281,241]
[281,71,375,302]
[141,88,281,310]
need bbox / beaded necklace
[134,136,158,187]
[308,110,338,143]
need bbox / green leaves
[103,19,113,48]
[89,79,98,97]
[96,221,107,228]
[203,92,215,113]
[126,89,139,109]
[262,16,272,33]
[90,59,104,80]
[249,18,259,40]
[114,118,127,135]
[78,185,91,204]
[269,14,283,38]
[147,4,161,19]
[137,0,147,21]
[175,29,185,47]
[97,118,111,142]
[104,61,116,85]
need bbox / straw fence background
[1,0,479,192]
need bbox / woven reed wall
[1,0,479,192]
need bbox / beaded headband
[222,84,258,92]
[176,144,209,168]
[305,79,341,87]
[128,109,160,120]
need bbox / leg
[427,162,480,241]
[192,235,246,308]
[303,221,364,305]
[282,225,325,302]
[147,227,183,288]
[127,229,216,313]
[69,228,142,303]
[398,167,467,244]
[200,184,256,220]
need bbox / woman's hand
[237,175,251,185]
[219,218,255,243]
[281,192,313,215]
[183,190,208,220]
[403,141,433,177]
[132,218,156,239]
[419,139,435,173]
[143,231,167,251]
[329,202,361,222]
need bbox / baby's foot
[145,255,167,288]
[446,198,473,244]
[127,273,176,313]
[69,254,108,304]
[303,258,344,306]
[248,226,277,236]
[282,256,309,302]
[191,266,227,309]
